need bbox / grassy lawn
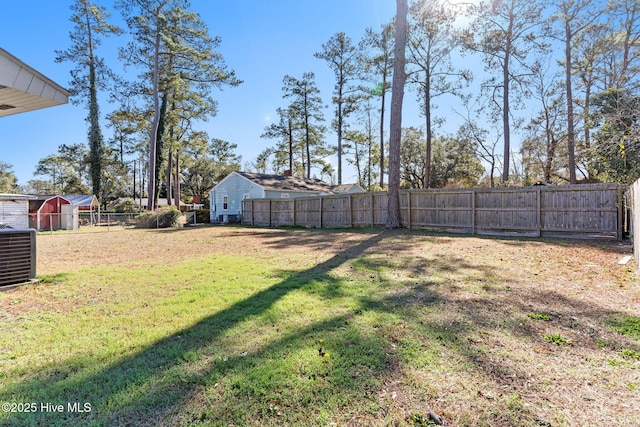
[0,225,639,426]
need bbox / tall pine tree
[386,0,408,229]
[56,0,121,204]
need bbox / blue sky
[1,0,414,186]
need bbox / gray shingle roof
[237,172,332,193]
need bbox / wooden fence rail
[243,184,623,240]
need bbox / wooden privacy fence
[629,179,640,265]
[243,184,623,239]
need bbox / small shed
[28,195,72,231]
[0,194,30,229]
[209,171,334,223]
[64,194,100,224]
[64,194,99,211]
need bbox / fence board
[322,196,352,228]
[270,199,294,226]
[241,184,621,240]
[351,194,373,227]
[629,180,640,267]
[294,198,321,227]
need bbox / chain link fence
[79,212,142,227]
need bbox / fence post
[536,187,542,237]
[319,197,323,228]
[407,191,412,229]
[617,185,624,241]
[632,181,640,264]
[471,189,476,235]
[348,195,353,228]
[370,193,375,227]
[269,199,272,227]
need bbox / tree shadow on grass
[2,228,637,426]
[489,234,632,255]
[0,231,415,426]
[378,275,640,426]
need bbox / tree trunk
[305,109,311,179]
[386,0,408,229]
[367,106,373,190]
[288,117,294,173]
[379,86,386,189]
[166,149,173,206]
[132,160,137,199]
[583,78,593,181]
[502,48,511,184]
[85,4,102,202]
[154,92,168,208]
[423,74,432,189]
[337,88,343,185]
[88,59,102,200]
[545,135,556,183]
[147,28,162,210]
[174,151,180,209]
[565,23,577,184]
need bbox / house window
[223,196,228,210]
[281,193,290,199]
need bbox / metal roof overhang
[0,48,69,118]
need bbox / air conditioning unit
[0,229,36,287]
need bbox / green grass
[1,244,410,426]
[609,315,640,339]
[543,334,572,346]
[0,228,637,426]
[527,312,551,321]
[621,349,640,360]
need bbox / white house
[209,171,343,223]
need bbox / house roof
[0,48,69,118]
[0,193,31,200]
[27,194,63,201]
[63,194,99,208]
[26,194,98,207]
[234,171,333,193]
[330,183,365,193]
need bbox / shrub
[112,198,141,213]
[135,207,185,229]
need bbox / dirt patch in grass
[2,225,639,426]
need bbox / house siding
[209,173,264,222]
[209,172,338,223]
